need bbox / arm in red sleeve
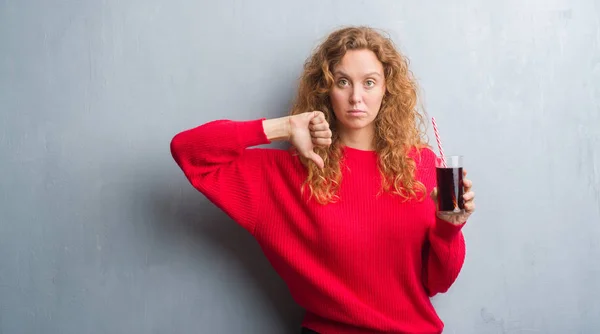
[170,119,270,235]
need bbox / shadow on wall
[145,173,305,332]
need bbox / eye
[365,79,376,87]
[337,78,349,87]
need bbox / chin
[340,118,375,130]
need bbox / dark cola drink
[435,156,464,214]
[436,167,464,212]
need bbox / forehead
[334,49,384,75]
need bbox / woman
[170,26,475,334]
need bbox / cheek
[329,90,347,113]
[330,90,344,105]
[367,90,385,108]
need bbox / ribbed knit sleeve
[170,119,271,235]
[422,218,466,296]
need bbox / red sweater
[170,118,466,334]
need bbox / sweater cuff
[432,216,466,241]
[235,118,271,148]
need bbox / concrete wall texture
[1,0,599,333]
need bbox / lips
[348,109,366,114]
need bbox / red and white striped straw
[431,117,447,167]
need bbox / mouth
[347,109,366,115]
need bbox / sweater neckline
[341,146,378,165]
[342,146,377,155]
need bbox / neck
[338,125,376,151]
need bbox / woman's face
[329,49,386,134]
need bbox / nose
[349,85,362,106]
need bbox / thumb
[306,111,318,121]
[430,187,438,201]
[308,150,324,169]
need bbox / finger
[308,151,324,168]
[462,191,475,202]
[306,111,318,122]
[309,121,329,132]
[464,202,476,213]
[463,169,468,177]
[311,130,332,138]
[463,178,472,191]
[312,137,332,147]
[311,111,325,124]
[309,122,330,131]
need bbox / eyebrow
[333,70,382,78]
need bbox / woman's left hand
[430,169,476,225]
